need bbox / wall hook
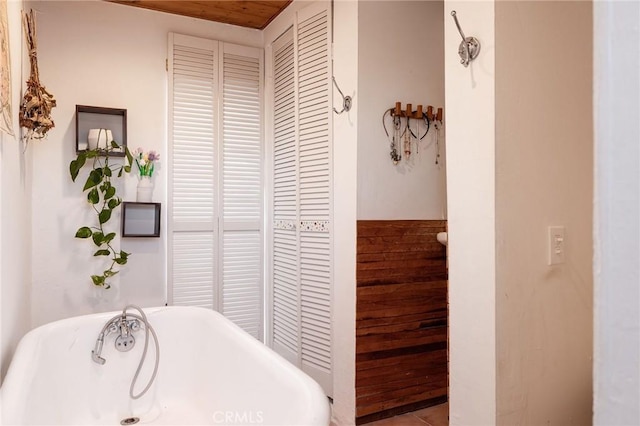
[451,10,481,67]
[332,76,352,114]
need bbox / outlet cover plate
[548,226,565,265]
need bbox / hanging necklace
[416,117,420,155]
[434,120,441,165]
[403,117,411,160]
[391,114,402,164]
[383,109,402,165]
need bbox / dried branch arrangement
[19,9,56,141]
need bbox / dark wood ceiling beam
[108,0,292,30]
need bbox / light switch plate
[548,226,565,265]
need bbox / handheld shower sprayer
[91,333,106,365]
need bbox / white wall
[593,1,640,424]
[28,0,262,327]
[444,1,496,425]
[357,0,445,220]
[0,0,31,382]
[332,1,358,423]
[445,1,594,424]
[495,2,593,424]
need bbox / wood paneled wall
[356,220,448,424]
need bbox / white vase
[136,176,154,202]
[87,128,113,150]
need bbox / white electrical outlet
[548,226,565,265]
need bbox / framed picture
[76,105,127,156]
[121,202,161,238]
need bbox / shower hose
[97,305,160,400]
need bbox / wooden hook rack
[391,101,443,122]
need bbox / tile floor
[362,403,449,426]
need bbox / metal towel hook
[332,76,352,114]
[451,10,481,67]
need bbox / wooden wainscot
[356,220,448,424]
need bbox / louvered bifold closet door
[272,28,299,365]
[296,2,332,395]
[270,1,333,396]
[219,43,264,340]
[169,34,265,339]
[168,34,218,308]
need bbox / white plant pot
[136,176,154,202]
[87,128,113,150]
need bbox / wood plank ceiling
[109,0,292,30]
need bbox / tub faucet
[119,312,130,337]
[90,305,160,400]
[91,314,141,365]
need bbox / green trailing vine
[69,138,133,289]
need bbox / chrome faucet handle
[128,319,141,332]
[107,322,118,335]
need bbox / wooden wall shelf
[121,202,161,237]
[75,105,127,156]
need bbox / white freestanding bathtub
[1,306,330,425]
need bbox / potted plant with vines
[69,131,133,289]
